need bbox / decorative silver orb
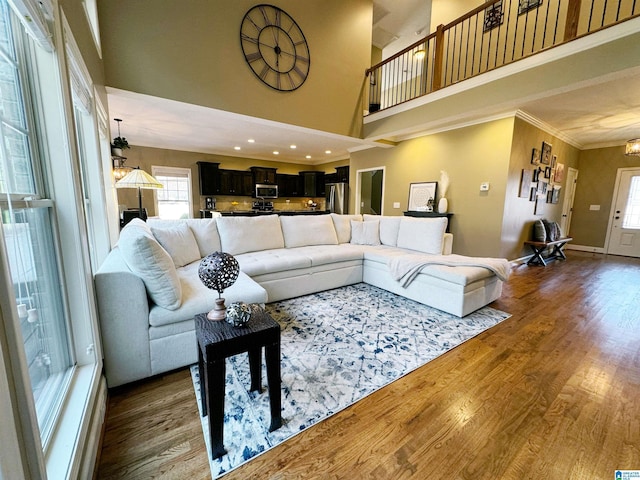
[198,252,240,295]
[226,302,252,327]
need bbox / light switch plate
[393,202,400,208]
[480,182,490,191]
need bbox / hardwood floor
[96,252,640,479]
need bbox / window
[0,0,75,446]
[622,176,640,229]
[152,166,192,219]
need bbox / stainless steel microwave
[255,183,278,198]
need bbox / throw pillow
[543,220,561,241]
[330,213,362,243]
[151,223,200,267]
[363,214,401,246]
[533,219,546,242]
[117,219,182,310]
[350,220,381,246]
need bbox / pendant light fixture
[625,138,640,156]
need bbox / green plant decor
[112,136,130,149]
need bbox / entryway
[356,167,385,215]
[606,167,640,258]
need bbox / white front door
[606,168,640,257]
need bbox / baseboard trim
[565,244,605,254]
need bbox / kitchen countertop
[219,210,329,216]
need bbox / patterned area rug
[191,283,510,478]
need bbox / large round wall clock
[240,4,310,91]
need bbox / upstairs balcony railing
[365,0,640,115]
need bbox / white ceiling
[106,3,640,163]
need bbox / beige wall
[117,146,333,217]
[60,0,105,87]
[430,0,479,30]
[502,117,580,259]
[352,117,514,257]
[570,146,640,248]
[98,0,372,139]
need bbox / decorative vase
[438,197,448,213]
[111,147,123,157]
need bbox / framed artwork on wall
[540,141,552,165]
[554,162,565,183]
[519,169,533,197]
[408,181,438,211]
[483,0,504,31]
[531,148,540,165]
[519,0,543,15]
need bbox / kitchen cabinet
[197,161,220,195]
[299,171,325,197]
[251,166,277,185]
[218,169,253,196]
[277,174,300,197]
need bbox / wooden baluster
[564,0,582,41]
[433,24,445,91]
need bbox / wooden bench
[524,237,573,266]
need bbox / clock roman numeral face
[240,5,310,91]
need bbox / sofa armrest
[442,233,453,255]
[94,247,152,387]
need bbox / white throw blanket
[388,253,511,288]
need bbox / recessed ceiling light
[234,146,241,151]
[248,139,255,143]
[325,150,332,154]
[290,145,297,149]
[306,155,311,159]
[273,151,279,155]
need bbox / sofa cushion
[330,213,362,243]
[236,248,312,276]
[147,218,222,257]
[291,244,365,266]
[396,217,447,255]
[216,214,284,255]
[372,215,401,246]
[350,220,381,246]
[280,215,338,248]
[117,219,182,310]
[151,222,200,267]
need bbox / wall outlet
[480,182,490,191]
[589,204,600,211]
[393,202,400,208]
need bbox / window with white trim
[152,165,193,219]
[0,0,75,445]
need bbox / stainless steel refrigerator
[326,182,348,214]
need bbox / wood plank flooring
[96,251,640,479]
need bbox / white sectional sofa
[95,213,507,387]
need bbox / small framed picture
[529,186,537,201]
[540,141,552,165]
[531,148,540,165]
[407,181,438,211]
[519,169,533,197]
[550,155,557,168]
[544,166,552,179]
[534,195,546,215]
[519,0,543,15]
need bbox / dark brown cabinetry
[218,169,253,196]
[299,171,325,197]
[251,166,277,185]
[277,174,300,197]
[325,166,349,185]
[197,161,220,195]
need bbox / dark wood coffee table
[195,305,282,459]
